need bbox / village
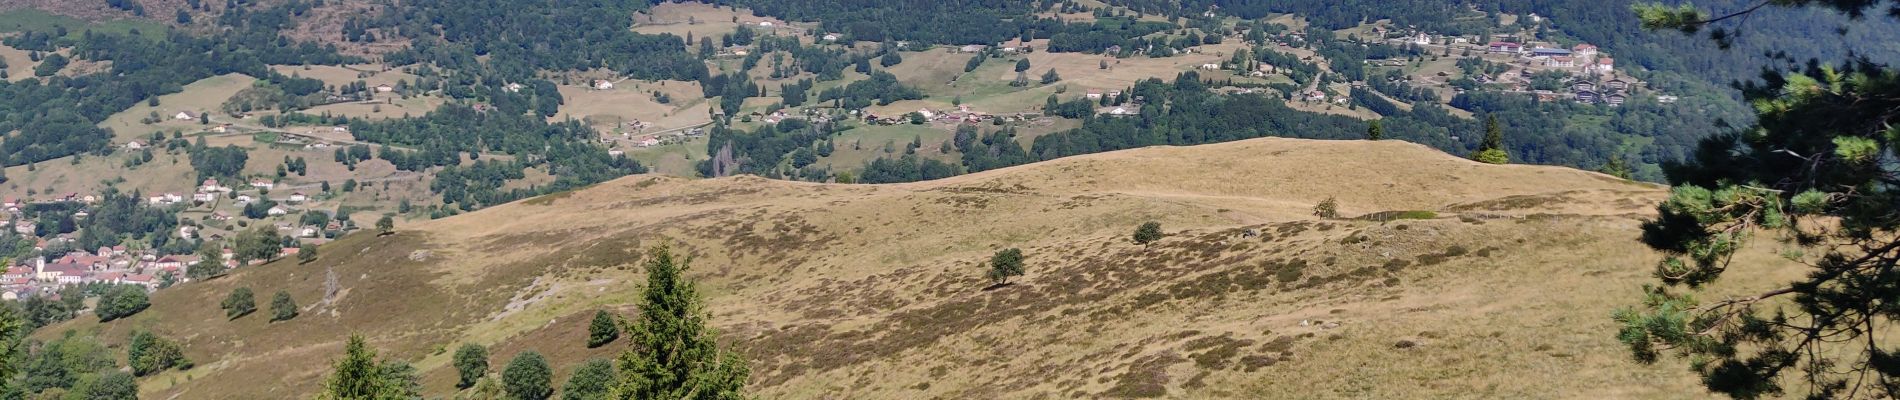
[0,174,358,302]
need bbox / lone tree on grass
[453,343,489,390]
[297,243,319,264]
[503,351,553,400]
[375,215,395,236]
[985,248,1026,286]
[1366,119,1384,140]
[1133,222,1164,245]
[587,310,619,348]
[269,290,298,322]
[1471,115,1508,164]
[222,287,256,320]
[1611,2,1900,399]
[612,247,751,398]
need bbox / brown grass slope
[41,137,1795,399]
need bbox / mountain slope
[41,138,1794,399]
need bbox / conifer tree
[611,247,750,399]
[1472,115,1508,164]
[1366,120,1384,140]
[588,310,619,348]
[319,335,418,399]
[1615,2,1900,398]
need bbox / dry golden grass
[40,137,1781,399]
[634,2,799,42]
[97,73,257,143]
[554,80,712,135]
[0,150,197,200]
[269,64,418,88]
[0,43,34,82]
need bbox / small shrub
[1132,221,1163,245]
[1312,197,1339,219]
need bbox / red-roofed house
[1487,42,1523,54]
[122,274,157,290]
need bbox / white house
[267,205,290,216]
[758,21,774,27]
[192,192,216,203]
[235,194,255,204]
[821,33,839,42]
[251,179,275,190]
[123,141,145,150]
[288,192,308,203]
[1594,58,1615,74]
[173,111,195,121]
[375,84,395,93]
[1199,63,1221,70]
[593,80,615,90]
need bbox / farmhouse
[288,192,308,203]
[267,205,290,216]
[1572,81,1596,92]
[251,179,275,190]
[1595,58,1615,73]
[1530,47,1572,59]
[1575,90,1600,104]
[1606,93,1627,106]
[375,84,395,93]
[593,80,616,90]
[1572,43,1598,58]
[1085,89,1104,100]
[1605,79,1630,91]
[123,141,145,150]
[173,111,195,121]
[1545,56,1576,68]
[1486,42,1523,54]
[822,33,839,42]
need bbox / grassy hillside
[36,137,1788,399]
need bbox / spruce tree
[1472,115,1508,164]
[587,310,619,348]
[1366,120,1384,141]
[0,306,21,395]
[321,335,414,399]
[611,247,750,399]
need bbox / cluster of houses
[0,246,191,300]
[863,104,1036,125]
[1567,78,1638,106]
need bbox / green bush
[1132,222,1163,245]
[221,287,256,320]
